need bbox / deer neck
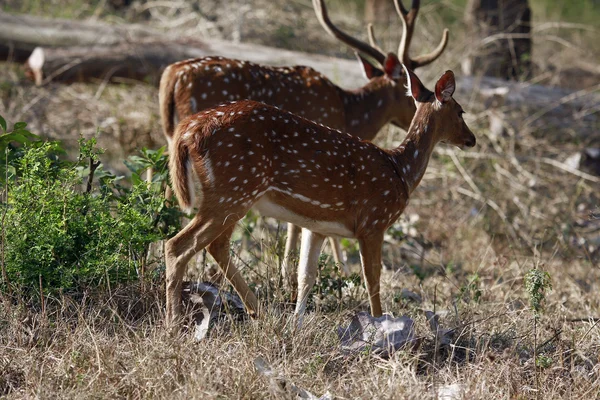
[390,111,438,194]
[337,80,395,140]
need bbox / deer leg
[164,215,236,327]
[207,224,259,317]
[294,228,326,326]
[358,233,384,317]
[282,223,301,296]
[328,237,350,276]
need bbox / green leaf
[13,129,36,137]
[0,115,6,133]
[131,173,142,185]
[14,121,27,130]
[128,156,148,164]
[155,146,166,157]
[0,130,39,147]
[0,132,28,146]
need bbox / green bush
[0,116,181,296]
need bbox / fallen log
[23,42,203,86]
[22,37,362,86]
[1,11,363,87]
[0,11,158,51]
[459,76,600,137]
[0,43,31,63]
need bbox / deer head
[313,0,449,131]
[404,66,476,149]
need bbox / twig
[523,83,600,129]
[448,149,481,195]
[86,157,101,194]
[534,22,598,33]
[137,0,190,12]
[578,318,600,346]
[94,65,122,100]
[448,149,530,242]
[41,58,86,86]
[538,156,600,184]
[568,317,600,323]
[535,329,562,352]
[157,13,200,30]
[455,186,520,242]
[436,149,600,184]
[493,163,535,195]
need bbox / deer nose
[465,135,476,148]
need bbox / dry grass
[2,252,600,398]
[1,0,600,398]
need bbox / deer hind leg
[164,214,237,327]
[207,224,259,317]
[358,233,385,317]
[281,223,301,298]
[328,237,350,276]
[294,228,326,327]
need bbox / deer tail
[158,65,178,142]
[169,130,197,213]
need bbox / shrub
[0,116,181,296]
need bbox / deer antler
[395,0,449,69]
[366,23,386,56]
[411,28,449,68]
[313,0,386,65]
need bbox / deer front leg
[282,223,301,297]
[294,228,326,326]
[358,233,384,317]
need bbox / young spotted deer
[165,66,475,326]
[159,0,449,285]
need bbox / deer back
[160,57,346,138]
[172,100,410,238]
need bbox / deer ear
[383,53,402,79]
[434,70,455,103]
[355,53,384,80]
[402,63,431,103]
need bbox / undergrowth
[0,115,182,299]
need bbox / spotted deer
[158,0,449,288]
[164,66,476,326]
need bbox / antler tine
[395,0,413,16]
[312,0,386,65]
[394,0,420,66]
[412,28,449,68]
[367,23,386,56]
[394,0,420,19]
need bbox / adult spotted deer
[158,0,449,286]
[165,66,476,326]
